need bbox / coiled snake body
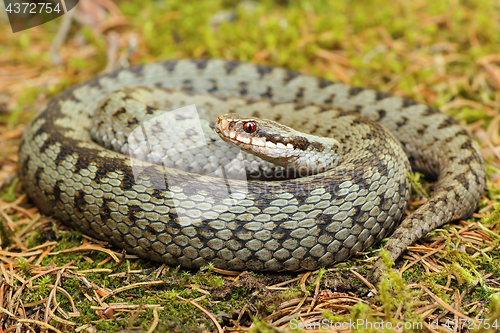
[18,59,486,273]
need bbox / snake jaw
[251,138,265,147]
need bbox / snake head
[214,113,342,175]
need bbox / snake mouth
[227,130,294,150]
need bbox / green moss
[1,177,19,202]
[408,172,430,200]
[16,258,32,278]
[375,251,423,330]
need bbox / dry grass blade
[146,307,159,333]
[188,299,223,333]
[306,273,322,314]
[44,269,63,324]
[211,267,241,276]
[300,271,311,294]
[100,280,165,302]
[50,245,121,262]
[17,318,64,333]
[418,285,476,323]
[350,269,377,294]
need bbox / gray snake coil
[18,59,486,272]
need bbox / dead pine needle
[181,297,223,333]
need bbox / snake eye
[243,121,257,133]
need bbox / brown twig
[188,299,223,333]
[100,280,164,302]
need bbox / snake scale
[18,59,486,273]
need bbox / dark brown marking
[396,116,409,127]
[256,65,273,78]
[104,70,120,79]
[348,87,363,96]
[163,61,178,72]
[100,100,109,110]
[311,141,324,152]
[351,105,363,114]
[115,107,127,115]
[53,180,62,202]
[20,153,30,177]
[323,94,335,104]
[375,91,391,100]
[422,106,438,116]
[455,128,473,139]
[128,118,139,126]
[54,145,74,167]
[283,71,300,84]
[34,167,43,186]
[460,141,474,150]
[442,136,454,143]
[194,59,209,69]
[84,76,103,90]
[453,173,467,185]
[437,117,458,129]
[224,61,241,74]
[38,136,54,154]
[128,63,145,76]
[318,105,334,112]
[99,196,113,220]
[92,165,110,185]
[74,190,87,213]
[149,189,163,200]
[182,79,194,92]
[294,87,305,103]
[317,78,333,89]
[208,79,218,93]
[145,105,155,115]
[288,136,310,151]
[377,109,387,119]
[119,174,134,190]
[261,87,273,99]
[457,155,478,166]
[126,204,142,223]
[402,99,417,108]
[239,82,248,95]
